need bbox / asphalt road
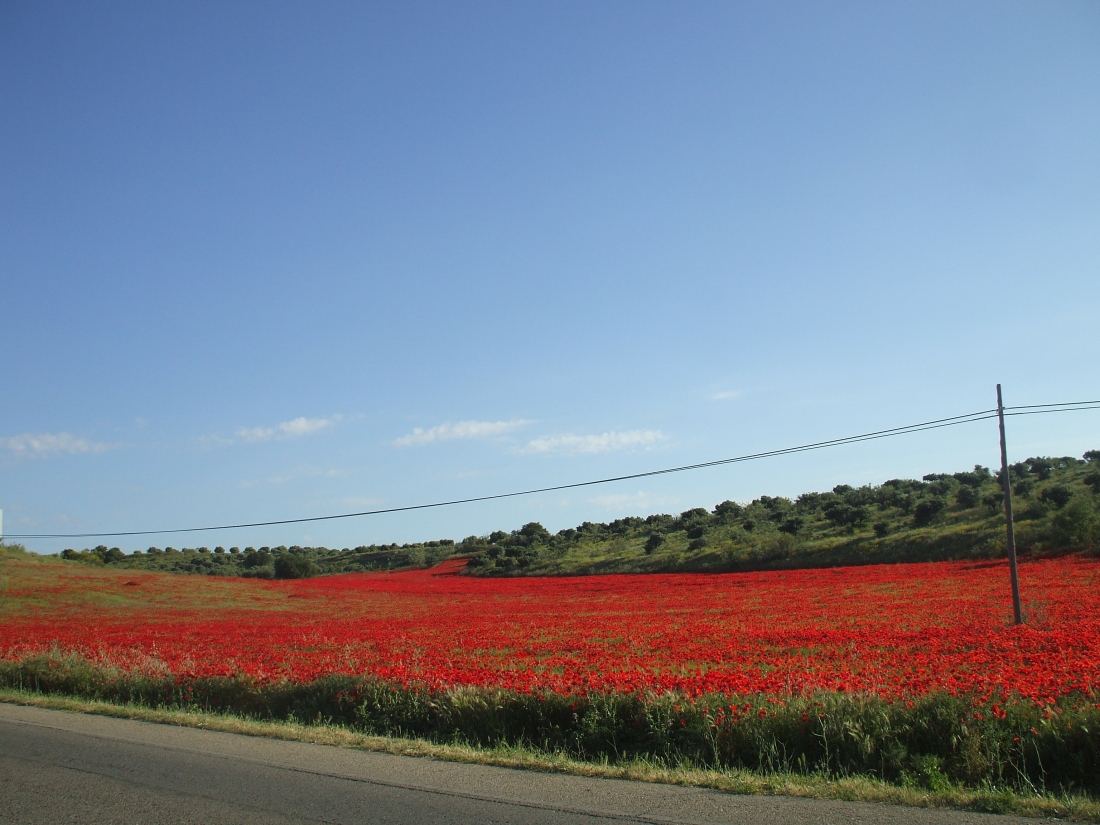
[0,703,1037,825]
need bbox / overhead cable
[6,400,1098,540]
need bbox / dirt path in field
[0,703,1035,825]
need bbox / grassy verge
[2,687,1097,821]
[2,653,1099,819]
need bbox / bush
[1040,485,1074,510]
[274,554,318,579]
[983,491,1005,513]
[778,516,804,535]
[955,486,980,508]
[823,502,867,532]
[242,549,270,568]
[1052,497,1099,548]
[912,497,947,527]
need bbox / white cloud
[588,491,679,509]
[2,432,113,459]
[235,416,338,443]
[393,419,532,447]
[711,390,742,400]
[520,430,666,455]
[238,466,349,487]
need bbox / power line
[6,401,1098,540]
[1005,400,1100,411]
[1004,401,1100,418]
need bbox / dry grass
[3,688,1097,822]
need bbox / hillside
[37,450,1100,578]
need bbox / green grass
[3,651,1099,808]
[3,685,1099,821]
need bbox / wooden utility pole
[996,384,1024,625]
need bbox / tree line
[57,450,1100,577]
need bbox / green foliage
[0,542,31,558]
[3,653,1099,797]
[273,553,318,579]
[1051,497,1100,549]
[1040,485,1074,509]
[778,516,804,535]
[912,497,947,527]
[466,522,552,573]
[823,501,868,532]
[955,486,980,508]
[471,448,1099,576]
[50,449,1100,579]
[60,548,105,565]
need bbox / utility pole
[996,384,1024,625]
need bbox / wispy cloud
[711,390,742,400]
[588,491,679,509]
[394,419,532,447]
[236,415,339,443]
[238,466,348,487]
[2,432,113,459]
[519,430,666,455]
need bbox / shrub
[912,497,947,527]
[823,502,867,532]
[778,516,804,535]
[1052,498,1099,548]
[242,549,270,568]
[955,486,980,508]
[273,554,318,579]
[1040,485,1074,510]
[713,500,744,521]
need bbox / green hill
[41,450,1100,578]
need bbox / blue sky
[3,2,1098,553]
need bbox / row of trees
[59,538,462,579]
[466,451,1100,574]
[59,451,1100,577]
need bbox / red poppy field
[3,554,1098,706]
